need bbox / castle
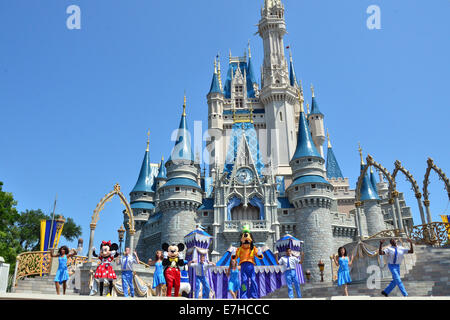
[124,0,414,281]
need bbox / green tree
[0,182,22,269]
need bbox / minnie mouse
[92,240,119,296]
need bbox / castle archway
[392,160,426,225]
[87,183,136,260]
[423,158,450,223]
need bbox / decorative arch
[392,160,426,224]
[422,158,450,223]
[88,183,136,259]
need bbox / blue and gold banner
[441,215,450,239]
[40,219,65,251]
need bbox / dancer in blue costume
[49,245,77,295]
[149,250,166,296]
[379,238,413,297]
[333,247,354,296]
[226,259,241,299]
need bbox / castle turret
[359,146,384,237]
[307,85,325,158]
[155,156,167,189]
[128,131,157,253]
[286,90,334,282]
[158,96,203,245]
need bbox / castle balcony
[223,220,269,233]
[222,220,272,243]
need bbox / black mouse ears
[110,243,119,251]
[162,243,185,252]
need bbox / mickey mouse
[92,240,119,296]
[162,242,185,297]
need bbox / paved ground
[1,293,449,300]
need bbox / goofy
[231,225,264,299]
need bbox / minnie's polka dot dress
[94,255,117,280]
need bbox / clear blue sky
[1,0,449,258]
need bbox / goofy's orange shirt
[234,247,264,265]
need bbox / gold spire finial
[297,88,304,113]
[214,56,217,74]
[358,142,364,165]
[182,93,186,116]
[146,130,150,152]
[306,102,310,115]
[217,53,223,90]
[311,84,315,97]
[327,129,332,148]
[161,155,164,161]
[248,40,251,58]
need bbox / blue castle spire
[208,57,223,95]
[288,49,298,87]
[247,44,258,85]
[358,147,380,201]
[131,132,155,193]
[291,90,322,161]
[156,156,167,179]
[326,131,344,179]
[370,167,379,194]
[169,95,195,162]
[310,85,323,115]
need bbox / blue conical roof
[326,146,344,179]
[131,148,155,193]
[168,105,194,162]
[289,58,298,87]
[247,56,258,85]
[291,110,322,161]
[208,72,222,95]
[360,165,380,201]
[156,157,166,179]
[310,96,323,115]
[370,169,378,194]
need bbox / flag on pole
[441,215,450,240]
[40,219,65,251]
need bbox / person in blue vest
[119,247,140,297]
[188,254,215,299]
[379,238,413,297]
[275,248,304,299]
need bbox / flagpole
[48,194,57,250]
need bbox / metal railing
[410,222,450,247]
[224,220,268,231]
[14,251,52,286]
[13,251,89,287]
[365,229,403,240]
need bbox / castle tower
[158,96,203,245]
[206,56,225,171]
[307,85,326,158]
[128,131,158,253]
[358,146,384,237]
[286,90,334,282]
[258,0,298,177]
